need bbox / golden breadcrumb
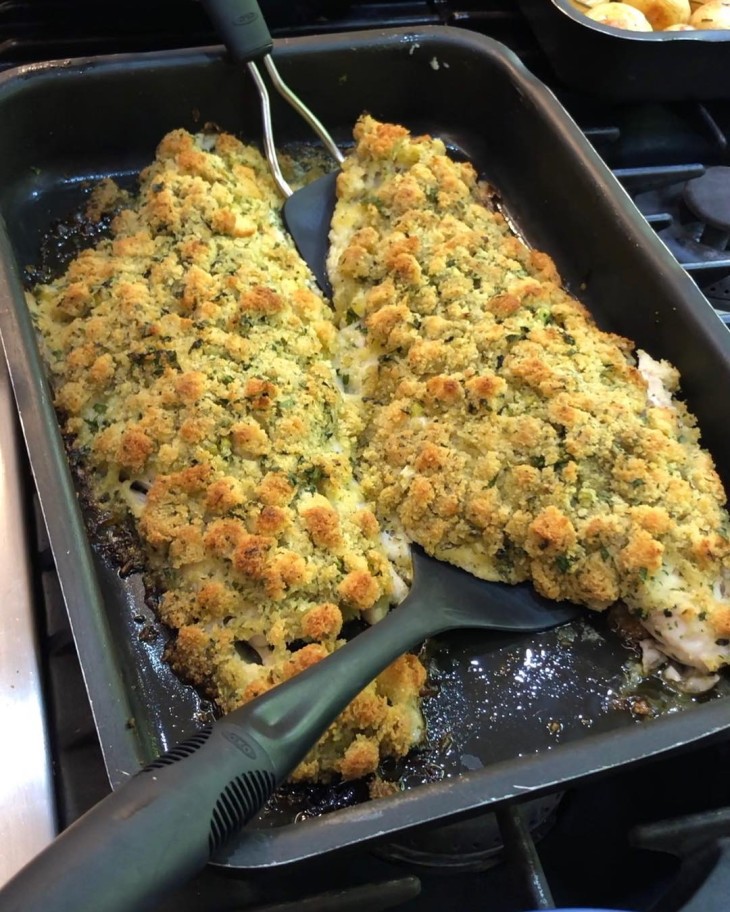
[328,114,730,675]
[29,128,425,782]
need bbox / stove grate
[578,106,730,299]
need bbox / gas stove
[1,4,730,912]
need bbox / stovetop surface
[6,2,730,910]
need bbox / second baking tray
[517,0,730,101]
[2,27,730,869]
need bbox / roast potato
[568,0,729,30]
[622,0,691,27]
[586,2,653,28]
[689,0,730,27]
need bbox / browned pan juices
[2,29,730,868]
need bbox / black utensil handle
[2,542,573,912]
[651,838,730,912]
[0,717,280,912]
[200,0,273,62]
[0,595,430,912]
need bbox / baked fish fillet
[328,115,730,677]
[29,128,425,783]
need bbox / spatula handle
[0,594,433,912]
[201,0,273,62]
[0,711,282,912]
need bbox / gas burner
[621,165,730,284]
[684,166,730,250]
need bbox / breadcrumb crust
[29,112,730,793]
[29,129,425,782]
[328,115,730,674]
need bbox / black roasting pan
[2,27,730,870]
[517,0,730,102]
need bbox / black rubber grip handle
[652,838,730,912]
[200,0,273,62]
[0,596,435,912]
[0,547,569,912]
[0,712,280,912]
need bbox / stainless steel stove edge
[0,356,56,886]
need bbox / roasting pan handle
[200,0,273,62]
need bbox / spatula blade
[282,170,338,296]
[410,546,581,633]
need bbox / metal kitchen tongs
[202,0,344,294]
